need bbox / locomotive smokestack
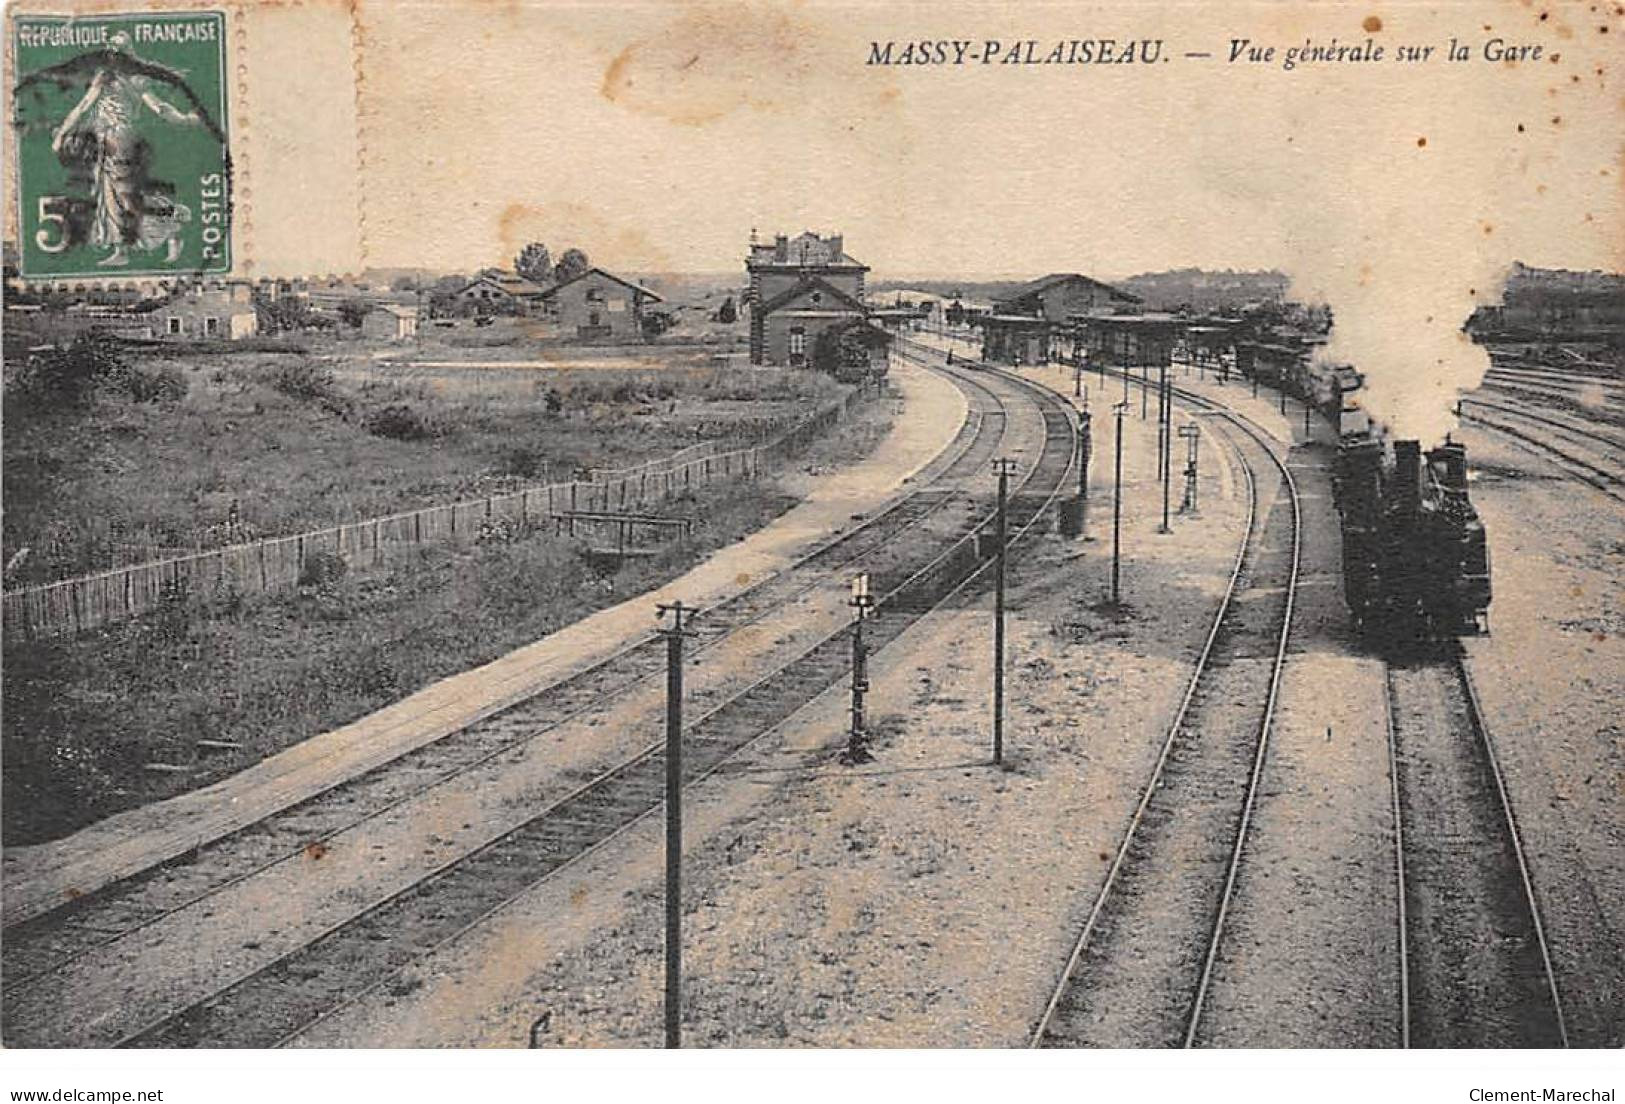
[1393,439,1422,513]
[1433,440,1469,492]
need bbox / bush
[271,361,353,418]
[271,360,336,401]
[122,363,190,404]
[365,402,441,441]
[9,333,128,407]
[336,300,370,329]
[298,549,348,588]
[500,445,548,479]
[641,310,677,339]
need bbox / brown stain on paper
[600,5,826,126]
[496,201,675,273]
[598,3,897,128]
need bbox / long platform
[1,358,969,929]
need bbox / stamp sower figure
[50,31,203,266]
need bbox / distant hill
[359,267,443,290]
[1499,262,1625,303]
[1468,262,1625,343]
[629,272,743,306]
[868,279,1032,305]
[1116,269,1290,312]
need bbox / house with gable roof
[454,269,550,315]
[745,230,874,366]
[981,272,1141,365]
[539,267,664,340]
[993,272,1141,322]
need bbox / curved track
[2,371,1013,996]
[87,358,1077,1048]
[1383,647,1569,1048]
[1459,396,1624,503]
[1030,381,1302,1048]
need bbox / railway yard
[1,330,1620,1051]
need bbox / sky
[348,0,1621,281]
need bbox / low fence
[587,440,716,483]
[4,388,864,642]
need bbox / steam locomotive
[1334,433,1492,643]
[1233,333,1492,644]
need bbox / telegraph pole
[1112,402,1128,605]
[1155,368,1165,483]
[656,600,695,1050]
[1078,403,1092,500]
[1140,364,1149,420]
[844,574,875,765]
[991,458,1017,765]
[1159,371,1173,534]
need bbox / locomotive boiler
[1230,324,1492,645]
[1333,430,1492,644]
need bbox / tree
[555,248,591,283]
[515,242,553,286]
[337,300,370,329]
[427,274,467,318]
[716,296,737,324]
[391,275,420,293]
[812,323,881,384]
[254,291,325,334]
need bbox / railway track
[1488,356,1625,388]
[1459,397,1624,503]
[1031,391,1302,1048]
[1,369,1018,1001]
[1383,647,1568,1048]
[68,358,1076,1048]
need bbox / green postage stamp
[11,11,230,278]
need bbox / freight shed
[980,314,1053,365]
[1083,313,1183,368]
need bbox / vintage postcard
[1,0,1621,1095]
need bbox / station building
[746,231,871,366]
[1083,313,1183,368]
[980,273,1140,365]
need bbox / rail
[100,359,1076,1049]
[1381,648,1569,1047]
[1028,378,1302,1048]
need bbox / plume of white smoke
[1284,195,1508,446]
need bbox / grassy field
[3,342,841,585]
[2,390,897,845]
[395,318,751,362]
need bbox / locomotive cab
[1426,439,1492,635]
